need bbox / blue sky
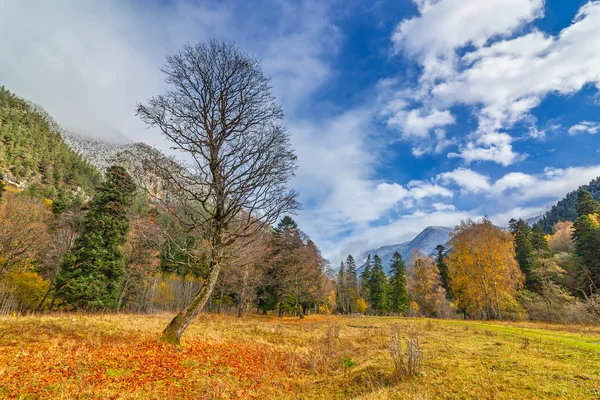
[1,0,600,265]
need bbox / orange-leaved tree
[447,218,524,320]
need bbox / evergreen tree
[434,245,452,298]
[368,255,388,314]
[345,254,358,312]
[575,189,600,215]
[277,215,298,232]
[336,261,348,313]
[388,251,409,315]
[509,218,537,290]
[531,224,550,255]
[573,190,600,295]
[54,166,136,310]
[360,254,372,301]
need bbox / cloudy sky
[1,0,600,265]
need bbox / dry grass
[1,314,599,399]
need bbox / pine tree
[531,224,550,256]
[388,251,409,315]
[434,245,452,299]
[54,166,136,310]
[360,254,372,302]
[345,255,358,312]
[575,189,600,215]
[368,255,388,315]
[573,190,600,295]
[277,215,298,232]
[509,218,537,290]
[336,261,348,313]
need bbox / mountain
[356,226,453,275]
[60,131,136,172]
[61,128,177,199]
[526,214,543,226]
[0,86,102,194]
[536,176,600,232]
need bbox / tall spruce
[509,218,537,290]
[360,254,372,302]
[575,189,600,215]
[54,166,136,310]
[434,245,452,298]
[345,255,358,312]
[336,261,348,313]
[368,255,388,315]
[388,251,409,315]
[573,189,600,295]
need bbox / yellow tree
[408,250,446,317]
[548,221,574,254]
[447,218,524,320]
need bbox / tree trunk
[161,257,221,345]
[35,282,54,313]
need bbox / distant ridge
[536,176,600,231]
[355,226,452,275]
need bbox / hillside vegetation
[0,86,101,195]
[537,177,600,232]
[1,314,599,399]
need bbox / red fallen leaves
[0,334,301,399]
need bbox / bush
[390,324,423,380]
[1,271,49,313]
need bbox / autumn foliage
[447,218,524,320]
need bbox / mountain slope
[0,87,101,194]
[356,226,453,275]
[536,176,600,232]
[60,131,135,172]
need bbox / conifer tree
[336,260,348,313]
[345,255,358,312]
[434,245,452,298]
[575,189,600,215]
[54,166,136,310]
[573,190,600,295]
[388,251,409,315]
[531,224,550,256]
[360,254,372,302]
[509,218,537,290]
[368,255,388,315]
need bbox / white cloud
[438,168,491,193]
[393,0,544,82]
[438,165,600,201]
[388,108,455,138]
[432,203,457,212]
[449,132,524,166]
[387,0,600,165]
[569,121,600,135]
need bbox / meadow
[1,314,599,399]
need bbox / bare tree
[136,40,298,344]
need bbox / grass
[1,314,599,399]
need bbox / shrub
[390,324,423,380]
[1,271,49,313]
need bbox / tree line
[334,191,600,323]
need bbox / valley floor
[1,314,599,399]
